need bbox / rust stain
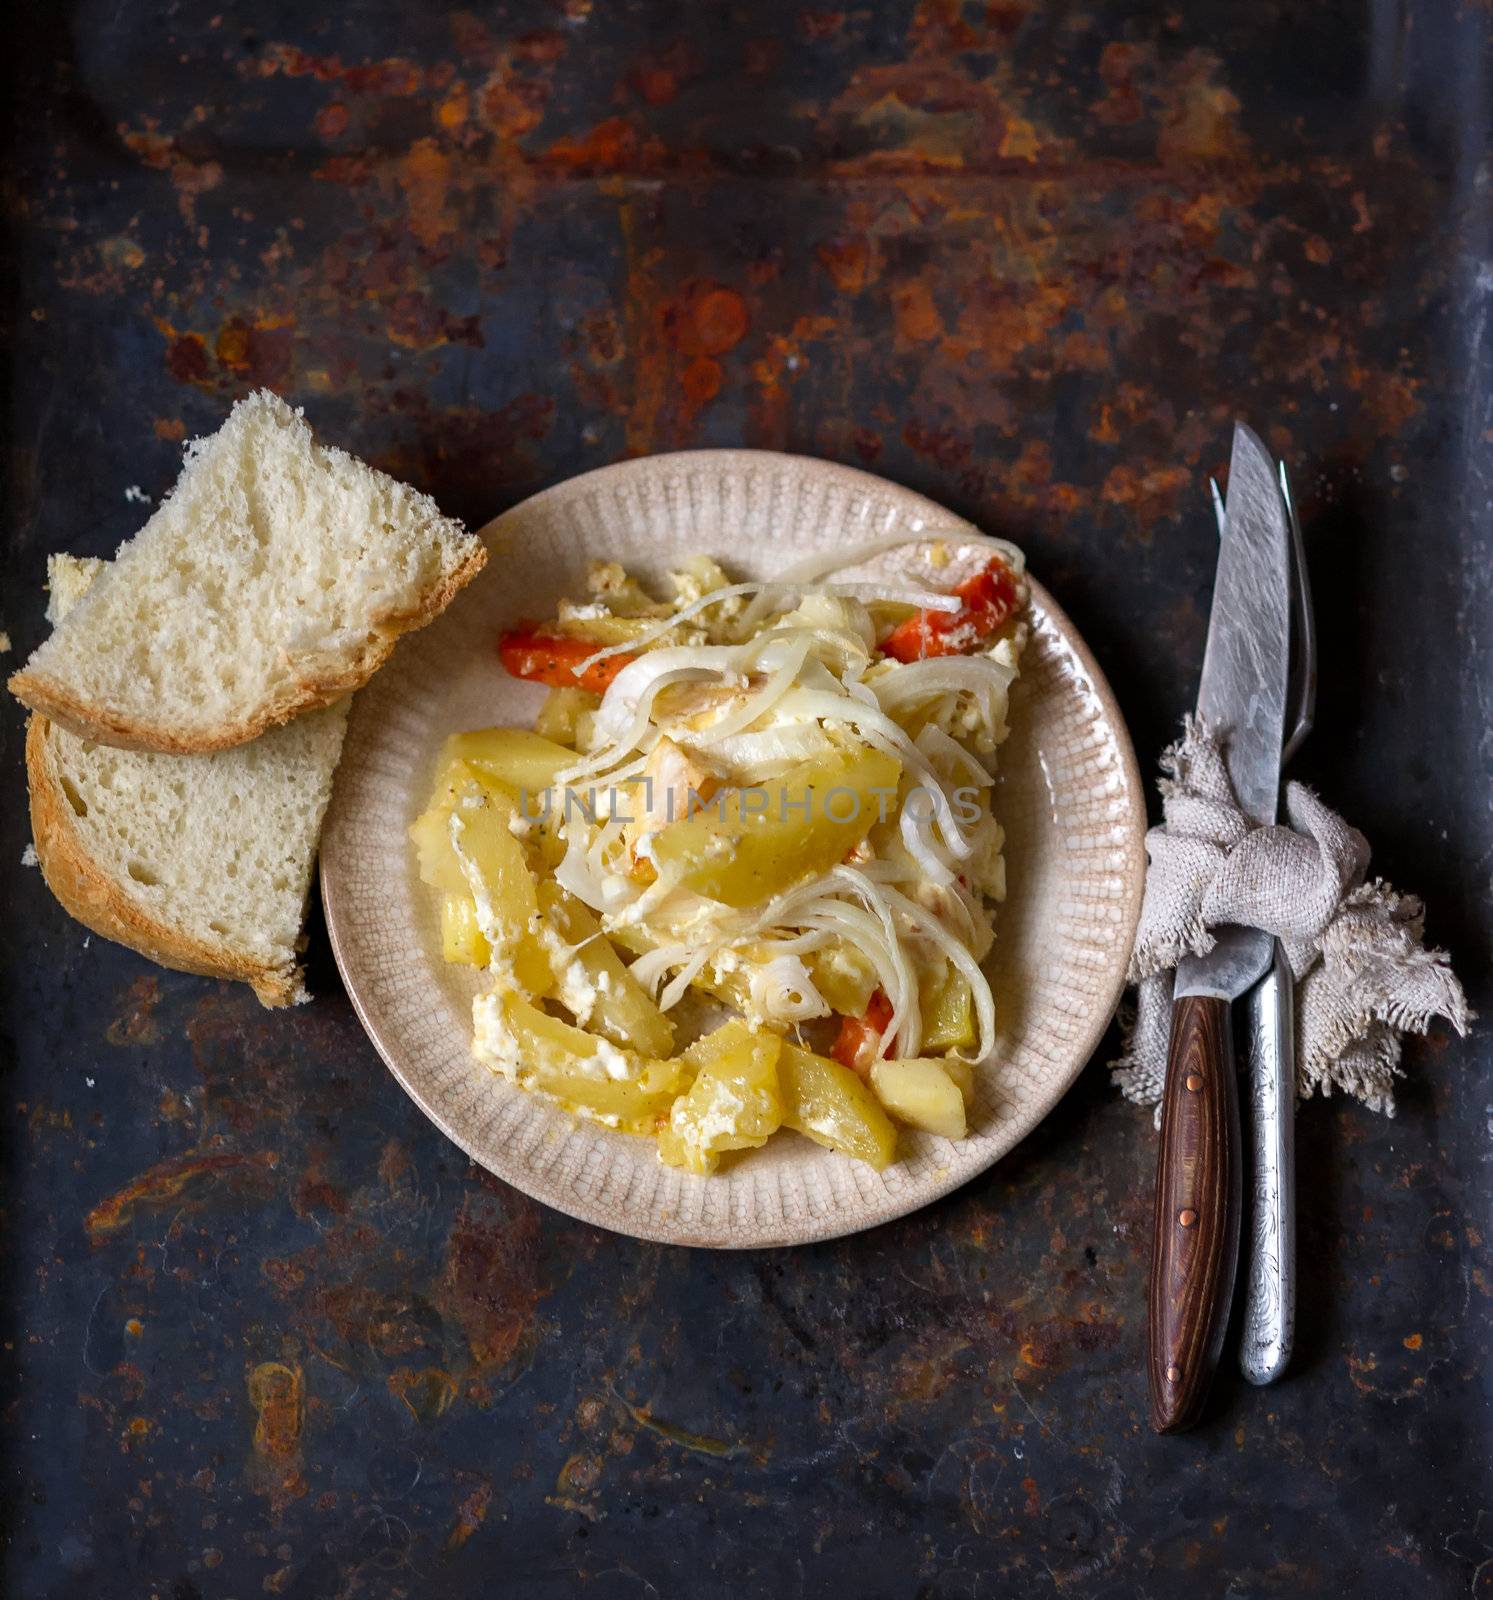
[86,1150,279,1239]
[555,1450,604,1499]
[313,101,349,141]
[436,1188,545,1371]
[105,975,162,1047]
[398,138,455,246]
[253,44,422,96]
[1100,461,1193,531]
[816,235,877,294]
[659,281,749,358]
[390,1365,458,1422]
[544,116,639,173]
[679,356,723,408]
[248,1361,304,1456]
[119,125,223,224]
[892,279,943,345]
[246,1360,308,1510]
[1346,360,1423,433]
[625,42,696,107]
[616,196,668,455]
[1093,42,1147,126]
[610,1388,757,1460]
[479,54,552,141]
[1156,54,1245,165]
[163,330,211,385]
[214,313,295,388]
[749,315,835,445]
[437,83,470,131]
[446,1480,492,1550]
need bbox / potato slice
[472,990,682,1133]
[870,1058,968,1139]
[413,764,553,995]
[779,1042,897,1170]
[939,1057,975,1103]
[649,742,901,909]
[807,940,879,1018]
[536,881,675,1057]
[441,894,491,967]
[412,757,556,990]
[410,761,481,894]
[554,612,659,646]
[440,727,574,797]
[920,964,977,1052]
[534,687,599,746]
[657,1021,782,1175]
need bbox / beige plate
[321,451,1146,1248]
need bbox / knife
[1238,461,1315,1387]
[1147,423,1293,1434]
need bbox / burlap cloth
[1112,719,1470,1115]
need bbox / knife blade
[1148,423,1293,1433]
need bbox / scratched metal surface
[3,3,1490,1595]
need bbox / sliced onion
[627,941,696,998]
[683,637,811,746]
[749,955,830,1024]
[577,582,790,669]
[877,879,997,1063]
[900,799,957,888]
[736,531,1025,632]
[680,723,829,777]
[915,723,994,787]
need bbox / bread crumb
[21,844,38,867]
[0,630,10,653]
[123,484,151,504]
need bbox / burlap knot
[1112,718,1470,1116]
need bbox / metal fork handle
[1239,943,1296,1385]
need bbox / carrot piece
[497,628,635,694]
[880,557,1019,663]
[830,990,895,1079]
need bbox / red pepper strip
[880,557,1019,663]
[831,989,894,1079]
[497,628,636,694]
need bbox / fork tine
[1278,461,1316,764]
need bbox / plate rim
[321,447,1146,1248]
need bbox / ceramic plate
[321,451,1146,1247]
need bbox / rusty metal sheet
[2,2,1489,1595]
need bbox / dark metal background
[3,3,1490,1596]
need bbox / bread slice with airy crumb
[9,390,484,752]
[26,556,349,1007]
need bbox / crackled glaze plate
[320,451,1146,1247]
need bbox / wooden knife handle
[1148,993,1242,1433]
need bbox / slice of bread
[26,557,349,1007]
[9,390,485,752]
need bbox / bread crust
[25,716,305,1006]
[9,541,487,754]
